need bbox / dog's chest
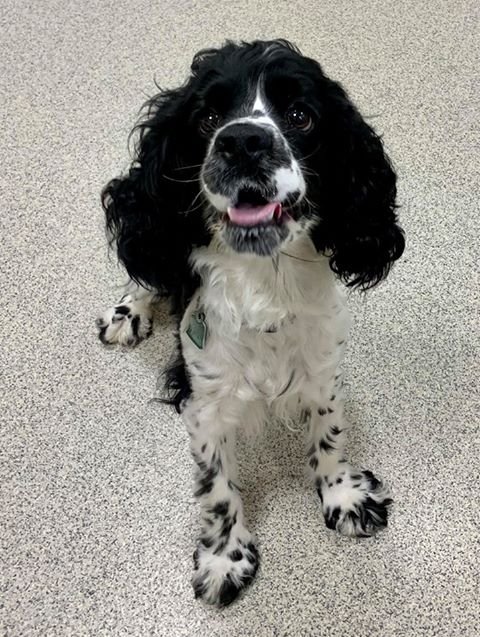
[181,244,349,402]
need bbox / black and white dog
[97,39,405,606]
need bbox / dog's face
[198,52,314,255]
[195,43,336,256]
[103,40,404,295]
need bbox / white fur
[252,89,267,114]
[274,164,306,201]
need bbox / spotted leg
[304,375,392,537]
[183,399,259,607]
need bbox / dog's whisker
[182,189,205,214]
[162,174,200,184]
[280,251,322,263]
[173,163,204,171]
[297,143,323,163]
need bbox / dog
[97,39,405,607]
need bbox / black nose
[214,123,273,159]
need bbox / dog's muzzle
[201,120,304,256]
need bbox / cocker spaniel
[97,39,405,607]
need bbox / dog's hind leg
[96,280,155,346]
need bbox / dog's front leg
[183,399,259,607]
[303,373,392,537]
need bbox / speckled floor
[1,1,479,635]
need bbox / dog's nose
[214,123,273,159]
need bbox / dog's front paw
[318,468,392,537]
[192,538,259,607]
[96,295,153,346]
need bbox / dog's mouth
[227,201,284,226]
[224,188,291,228]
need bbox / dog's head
[103,39,404,298]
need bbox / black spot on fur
[318,407,327,416]
[246,543,259,563]
[194,464,219,497]
[327,407,334,414]
[331,425,342,435]
[210,500,229,517]
[324,506,341,530]
[214,538,228,555]
[114,305,130,315]
[201,443,207,453]
[309,456,319,470]
[130,314,140,337]
[336,477,343,484]
[228,549,243,562]
[220,516,233,538]
[200,536,214,548]
[319,439,334,452]
[363,469,381,490]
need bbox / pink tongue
[227,202,282,227]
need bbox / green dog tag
[186,310,208,349]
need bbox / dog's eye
[285,106,313,132]
[199,109,221,135]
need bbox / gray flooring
[1,0,479,635]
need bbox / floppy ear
[310,81,405,289]
[102,85,209,309]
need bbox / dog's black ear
[102,85,208,306]
[311,81,405,289]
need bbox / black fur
[161,330,192,412]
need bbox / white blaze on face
[252,90,267,114]
[252,87,306,203]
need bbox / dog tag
[186,310,208,349]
